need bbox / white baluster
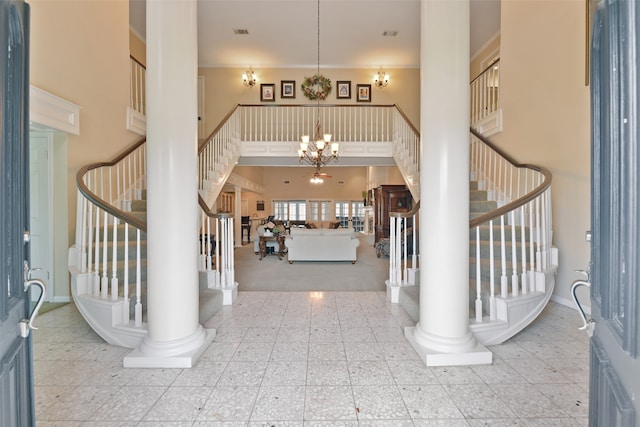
[101,210,109,299]
[500,215,507,298]
[123,223,130,324]
[134,229,142,327]
[489,220,496,320]
[111,214,119,300]
[520,205,528,294]
[510,210,518,297]
[475,226,483,323]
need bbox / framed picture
[280,80,296,98]
[260,83,275,102]
[356,84,371,102]
[336,81,351,99]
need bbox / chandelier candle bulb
[331,143,339,154]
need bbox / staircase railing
[73,138,148,327]
[198,105,243,207]
[387,201,420,294]
[469,128,554,323]
[470,59,500,125]
[72,115,241,338]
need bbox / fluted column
[124,0,214,368]
[405,0,491,366]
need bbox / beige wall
[30,0,139,297]
[198,67,421,139]
[494,0,591,306]
[470,33,501,80]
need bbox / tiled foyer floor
[34,292,589,426]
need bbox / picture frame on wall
[260,83,276,102]
[356,84,371,102]
[336,81,351,99]
[280,80,296,98]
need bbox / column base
[405,326,492,367]
[123,325,215,368]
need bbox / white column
[124,0,214,368]
[234,186,242,247]
[405,0,491,366]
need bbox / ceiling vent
[233,29,249,35]
[382,30,398,37]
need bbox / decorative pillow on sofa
[330,221,341,229]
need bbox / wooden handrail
[237,103,396,109]
[198,103,240,154]
[470,58,500,85]
[393,104,421,136]
[468,128,552,228]
[130,54,145,69]
[389,200,421,218]
[76,137,147,232]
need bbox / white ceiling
[129,0,500,69]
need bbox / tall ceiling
[129,0,500,69]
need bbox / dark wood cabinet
[374,185,413,243]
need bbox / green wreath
[301,74,332,101]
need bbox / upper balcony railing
[470,58,500,127]
[129,55,146,116]
[238,104,395,143]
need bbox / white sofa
[284,227,360,263]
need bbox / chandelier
[298,0,339,171]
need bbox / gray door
[590,0,640,425]
[0,1,35,426]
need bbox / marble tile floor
[34,292,590,426]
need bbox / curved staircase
[397,130,557,345]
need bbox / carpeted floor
[234,233,389,292]
[36,302,69,315]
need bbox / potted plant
[272,224,285,236]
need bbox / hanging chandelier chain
[298,0,339,176]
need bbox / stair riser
[470,190,489,201]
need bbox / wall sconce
[374,70,389,88]
[242,67,257,87]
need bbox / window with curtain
[308,200,332,222]
[273,200,306,221]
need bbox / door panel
[0,1,34,426]
[29,134,52,298]
[590,0,640,424]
